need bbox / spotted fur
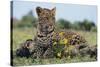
[33,7,89,59]
[33,7,56,58]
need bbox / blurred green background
[12,9,97,32]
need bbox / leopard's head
[36,7,56,34]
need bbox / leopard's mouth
[40,25,54,34]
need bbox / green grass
[13,56,96,66]
[12,27,97,66]
[12,28,36,51]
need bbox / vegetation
[12,10,97,32]
[12,28,97,66]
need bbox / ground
[12,27,97,66]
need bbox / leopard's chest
[36,31,54,48]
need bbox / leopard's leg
[32,45,44,59]
[43,46,54,59]
[37,46,44,59]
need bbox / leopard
[32,7,56,59]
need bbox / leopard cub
[33,7,56,58]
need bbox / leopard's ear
[36,7,42,16]
[51,7,56,16]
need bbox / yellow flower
[59,40,64,45]
[59,32,65,36]
[63,38,68,45]
[65,49,68,53]
[67,56,71,59]
[59,38,68,45]
[53,42,57,46]
[57,52,61,57]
